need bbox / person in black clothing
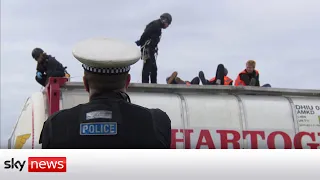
[136,13,172,84]
[39,38,172,149]
[32,48,69,87]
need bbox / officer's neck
[89,89,127,100]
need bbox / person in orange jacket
[198,64,233,85]
[235,60,271,87]
[166,71,200,85]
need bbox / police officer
[136,13,172,84]
[32,48,69,87]
[39,37,172,149]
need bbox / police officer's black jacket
[36,55,66,86]
[39,92,172,149]
[138,19,163,49]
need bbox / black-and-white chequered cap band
[82,64,131,74]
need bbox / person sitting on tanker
[198,64,233,85]
[166,71,200,85]
[39,38,172,149]
[135,13,172,84]
[234,60,271,87]
[32,48,70,87]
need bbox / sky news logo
[3,157,67,172]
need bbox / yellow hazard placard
[14,134,31,149]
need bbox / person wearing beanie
[32,48,69,87]
[135,13,172,84]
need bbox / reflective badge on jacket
[80,122,117,136]
[86,110,112,120]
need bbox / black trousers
[142,49,157,84]
[207,64,225,85]
[189,77,200,84]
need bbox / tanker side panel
[32,93,47,149]
[182,94,243,149]
[59,87,320,149]
[61,90,89,109]
[239,95,296,149]
[290,97,320,149]
[8,98,32,149]
[8,92,46,149]
[129,92,184,148]
[129,92,183,128]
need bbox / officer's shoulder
[125,102,169,119]
[149,108,169,117]
[142,105,171,123]
[123,101,150,112]
[149,108,171,128]
[151,108,171,121]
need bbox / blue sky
[1,0,320,148]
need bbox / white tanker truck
[8,77,320,149]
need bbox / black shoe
[198,71,208,85]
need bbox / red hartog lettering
[171,129,320,149]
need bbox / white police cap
[72,37,141,75]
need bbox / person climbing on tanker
[135,13,172,84]
[234,60,271,87]
[39,38,172,149]
[198,64,233,85]
[32,48,70,87]
[166,71,200,85]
